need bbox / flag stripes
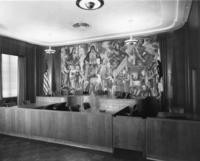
[43,71,50,95]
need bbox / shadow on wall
[115,96,160,118]
[0,97,17,107]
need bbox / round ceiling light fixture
[73,22,90,28]
[76,0,104,10]
[72,22,90,31]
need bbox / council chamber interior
[0,0,199,161]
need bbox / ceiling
[0,0,192,46]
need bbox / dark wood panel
[192,69,197,113]
[113,116,145,152]
[0,108,5,132]
[146,118,200,161]
[26,47,37,103]
[160,1,200,114]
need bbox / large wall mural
[60,37,163,98]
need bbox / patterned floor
[0,134,148,161]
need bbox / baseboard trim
[0,132,113,153]
[146,156,187,161]
[114,144,143,152]
[146,157,164,161]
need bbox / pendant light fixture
[76,0,104,10]
[125,19,138,45]
[44,46,56,54]
[125,35,138,45]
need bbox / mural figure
[78,46,86,73]
[61,47,70,88]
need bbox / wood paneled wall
[0,107,113,152]
[146,118,200,161]
[186,1,200,114]
[113,116,145,152]
[0,36,39,103]
[161,1,200,114]
[26,46,37,103]
[160,28,189,111]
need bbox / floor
[0,134,149,161]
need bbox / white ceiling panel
[0,0,192,46]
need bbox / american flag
[43,71,50,95]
